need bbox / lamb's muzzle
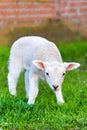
[52,85,59,91]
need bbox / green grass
[0,41,87,130]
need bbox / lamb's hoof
[27,102,34,108]
[27,100,35,105]
[57,101,65,105]
[9,90,16,96]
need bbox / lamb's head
[33,60,80,91]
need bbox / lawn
[0,41,87,130]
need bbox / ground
[0,41,87,130]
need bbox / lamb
[8,36,80,105]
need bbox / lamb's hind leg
[8,60,23,96]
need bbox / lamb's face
[33,60,80,91]
[44,65,65,91]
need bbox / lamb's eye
[62,73,65,76]
[46,72,49,76]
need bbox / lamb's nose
[53,85,58,91]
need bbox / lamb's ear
[63,62,80,71]
[33,60,49,70]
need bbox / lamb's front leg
[55,88,64,104]
[28,73,39,105]
[25,70,29,98]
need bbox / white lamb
[8,36,80,105]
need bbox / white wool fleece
[8,36,80,105]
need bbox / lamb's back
[11,36,62,65]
